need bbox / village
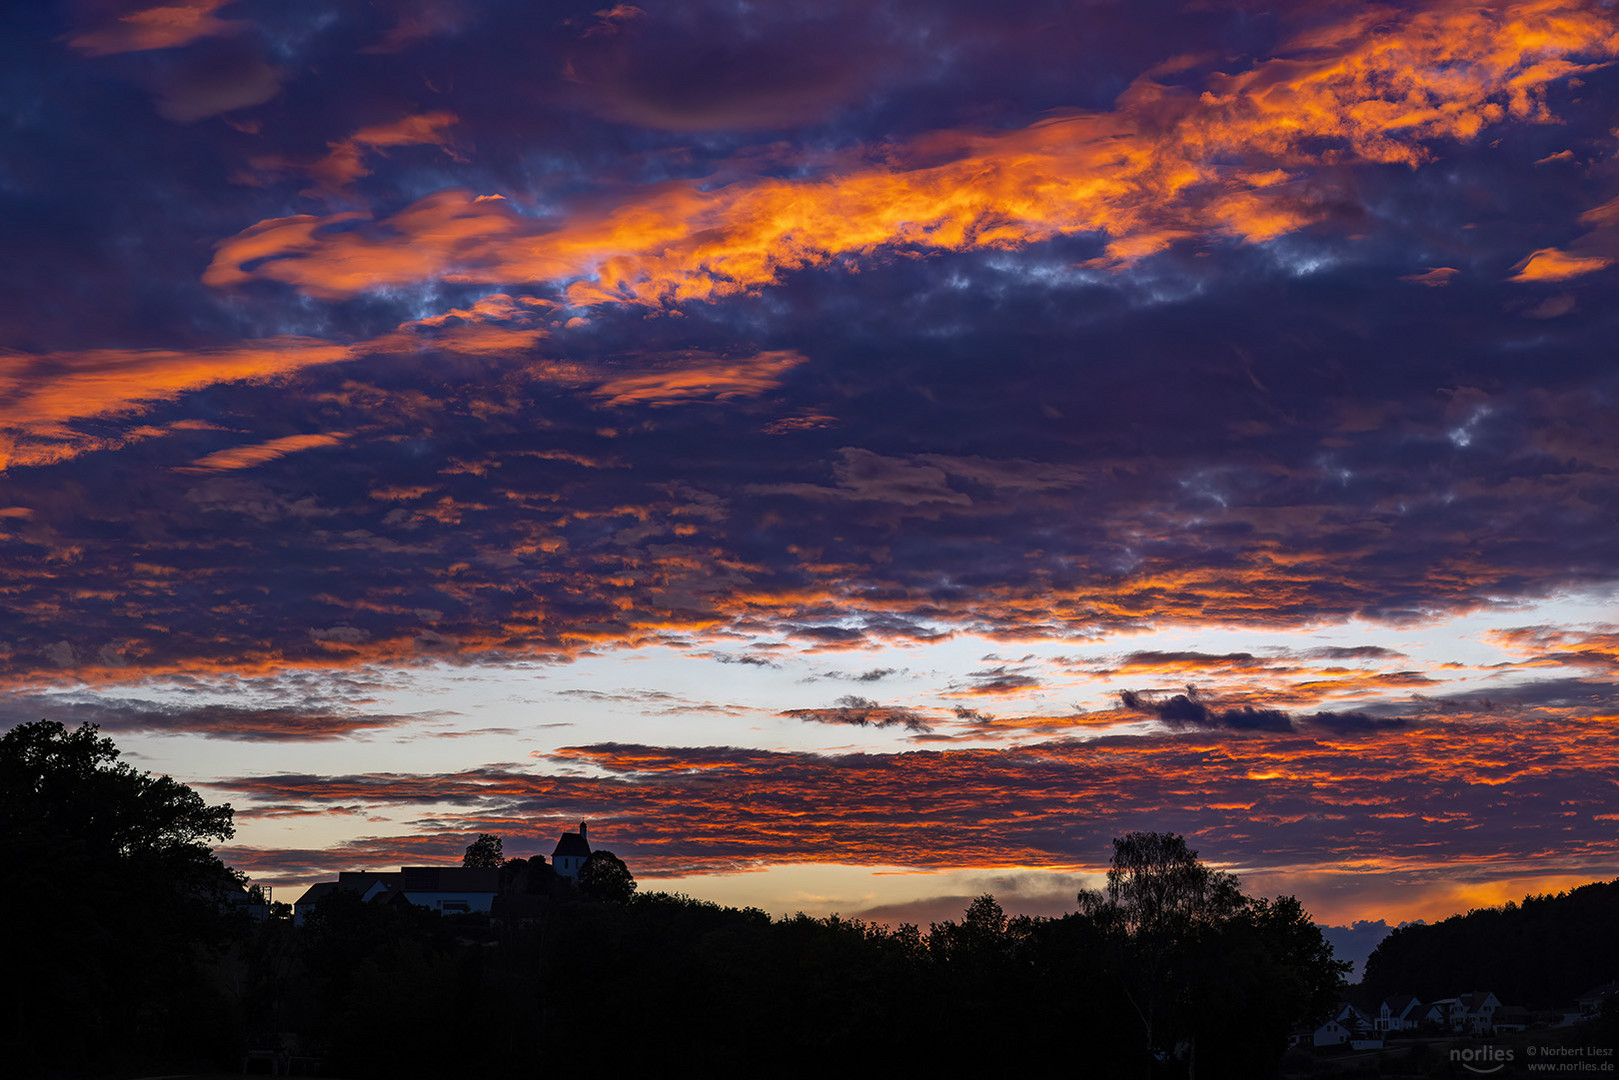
[1289,983,1619,1059]
[286,822,625,927]
[283,818,1619,1070]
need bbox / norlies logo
[1452,1046,1515,1075]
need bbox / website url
[1527,1064,1616,1073]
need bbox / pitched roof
[1382,994,1421,1015]
[1579,981,1619,1002]
[294,881,338,907]
[337,870,399,892]
[398,866,499,893]
[552,831,591,858]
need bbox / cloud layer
[4,0,1618,921]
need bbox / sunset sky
[5,0,1619,945]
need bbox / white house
[337,870,399,902]
[294,866,499,922]
[1425,998,1459,1029]
[1333,1002,1373,1035]
[1375,995,1424,1032]
[375,866,500,914]
[293,870,402,925]
[1458,991,1501,1035]
[1312,1019,1350,1047]
[552,821,592,880]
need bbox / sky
[4,0,1619,944]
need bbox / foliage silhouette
[1362,877,1619,1006]
[578,848,637,903]
[1077,831,1347,1078]
[463,832,504,869]
[0,720,246,1076]
[1,729,1362,1079]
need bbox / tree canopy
[1363,878,1619,1005]
[2,718,235,864]
[463,832,503,869]
[1,721,247,1075]
[1077,831,1347,1078]
[578,849,637,903]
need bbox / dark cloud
[1118,689,1408,734]
[781,695,932,733]
[814,668,899,683]
[0,696,414,741]
[1318,920,1395,982]
[1119,689,1294,732]
[1304,646,1407,661]
[961,665,1043,695]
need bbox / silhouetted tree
[463,832,503,869]
[578,849,637,902]
[1077,831,1343,1078]
[0,721,245,1075]
[1079,831,1244,1070]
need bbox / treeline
[1362,878,1619,1006]
[3,722,1346,1079]
[237,878,1338,1078]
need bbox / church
[551,821,592,880]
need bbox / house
[1311,1019,1350,1047]
[1458,991,1501,1035]
[1375,995,1425,1033]
[337,870,399,901]
[221,882,276,922]
[1333,1003,1374,1036]
[293,866,500,922]
[552,821,592,880]
[1493,1005,1531,1033]
[1424,998,1459,1029]
[292,870,401,925]
[1579,981,1619,1018]
[373,866,499,914]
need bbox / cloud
[1400,267,1459,287]
[960,665,1042,695]
[69,1,242,57]
[590,350,806,407]
[0,337,353,470]
[1509,247,1613,282]
[1118,688,1409,734]
[1120,688,1295,732]
[781,695,933,733]
[207,702,1619,890]
[0,696,414,741]
[203,2,1619,304]
[185,432,349,472]
[246,111,463,198]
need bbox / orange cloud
[184,431,350,472]
[204,2,1619,304]
[69,0,240,56]
[592,349,805,407]
[299,111,462,197]
[0,337,353,470]
[1401,266,1460,286]
[1508,246,1614,281]
[209,703,1619,917]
